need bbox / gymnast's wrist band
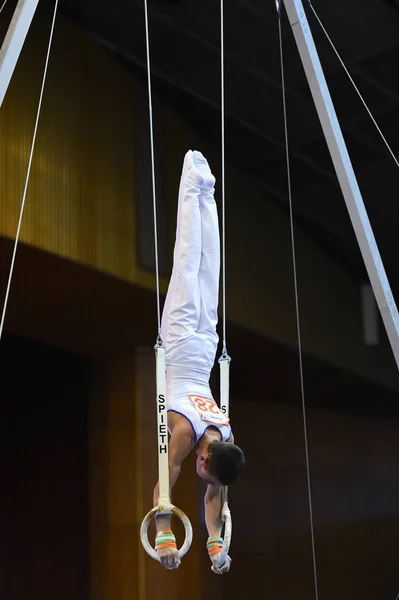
[155,530,177,551]
[207,536,223,556]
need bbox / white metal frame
[283,0,399,369]
[0,0,39,107]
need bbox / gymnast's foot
[182,149,215,189]
[192,150,216,190]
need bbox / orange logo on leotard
[188,394,230,427]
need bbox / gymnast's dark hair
[207,441,246,485]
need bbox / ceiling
[37,0,399,298]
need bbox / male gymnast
[153,150,245,574]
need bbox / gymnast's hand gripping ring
[140,504,193,561]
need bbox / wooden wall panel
[0,5,397,390]
[0,7,144,286]
[0,334,89,600]
[89,356,139,600]
[216,399,399,600]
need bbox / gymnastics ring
[140,504,193,561]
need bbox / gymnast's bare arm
[202,433,234,574]
[204,484,231,574]
[153,417,194,570]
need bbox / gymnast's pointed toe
[192,150,215,189]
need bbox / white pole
[0,0,39,108]
[282,0,399,369]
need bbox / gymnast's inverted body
[153,150,245,574]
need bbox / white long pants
[161,150,220,382]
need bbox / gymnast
[153,150,245,574]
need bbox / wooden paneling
[219,400,399,600]
[89,356,139,600]
[0,334,89,600]
[1,245,398,599]
[0,237,398,420]
[0,6,156,290]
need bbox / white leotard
[167,365,232,445]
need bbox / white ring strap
[217,354,232,567]
[139,343,193,561]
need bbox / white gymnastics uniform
[161,150,232,446]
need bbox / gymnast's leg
[161,150,203,360]
[196,152,220,370]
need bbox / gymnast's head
[196,441,246,486]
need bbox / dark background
[0,335,89,600]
